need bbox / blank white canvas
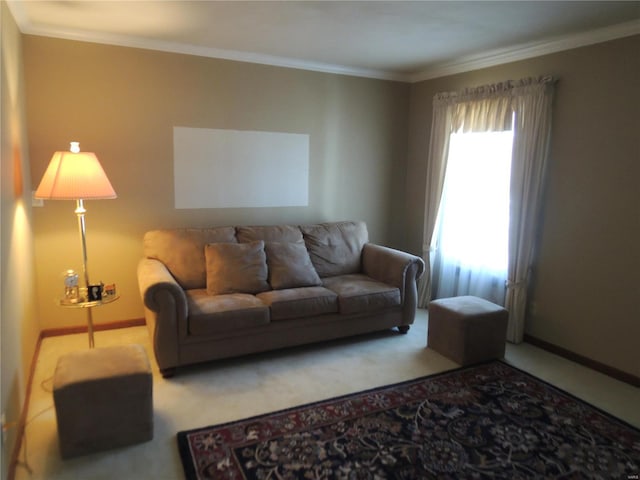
[174,127,309,208]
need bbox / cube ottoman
[53,344,153,458]
[428,295,508,366]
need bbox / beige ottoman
[53,344,153,459]
[428,296,508,366]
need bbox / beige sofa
[137,221,424,377]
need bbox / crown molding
[5,0,29,29]
[6,0,408,83]
[409,19,640,83]
[7,0,638,84]
[26,25,409,82]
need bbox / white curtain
[505,78,555,342]
[417,99,453,307]
[419,77,555,343]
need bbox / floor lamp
[34,142,117,347]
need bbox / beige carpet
[14,310,640,479]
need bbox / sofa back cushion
[144,227,236,289]
[300,221,369,277]
[205,241,270,295]
[264,242,322,290]
[236,225,304,244]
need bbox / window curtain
[418,77,555,343]
[505,78,555,342]
[417,99,452,306]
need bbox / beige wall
[23,36,410,331]
[406,35,640,377]
[1,2,40,477]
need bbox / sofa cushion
[205,241,270,295]
[322,274,401,314]
[265,242,322,290]
[186,290,269,336]
[144,227,237,289]
[236,225,304,243]
[256,287,338,321]
[300,221,368,277]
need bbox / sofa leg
[397,325,410,334]
[160,367,176,378]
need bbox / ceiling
[8,1,640,82]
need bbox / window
[431,129,514,304]
[420,77,555,342]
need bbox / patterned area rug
[177,361,639,479]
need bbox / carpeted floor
[14,310,640,479]
[177,361,640,479]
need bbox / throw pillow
[205,241,270,295]
[265,242,322,290]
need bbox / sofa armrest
[137,258,188,372]
[362,243,425,325]
[138,258,187,315]
[362,243,425,289]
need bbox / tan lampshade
[34,143,116,200]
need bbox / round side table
[57,293,120,348]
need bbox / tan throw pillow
[205,241,270,295]
[265,242,322,290]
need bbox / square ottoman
[53,344,153,459]
[428,295,508,366]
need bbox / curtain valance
[433,76,555,133]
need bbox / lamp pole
[75,198,95,348]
